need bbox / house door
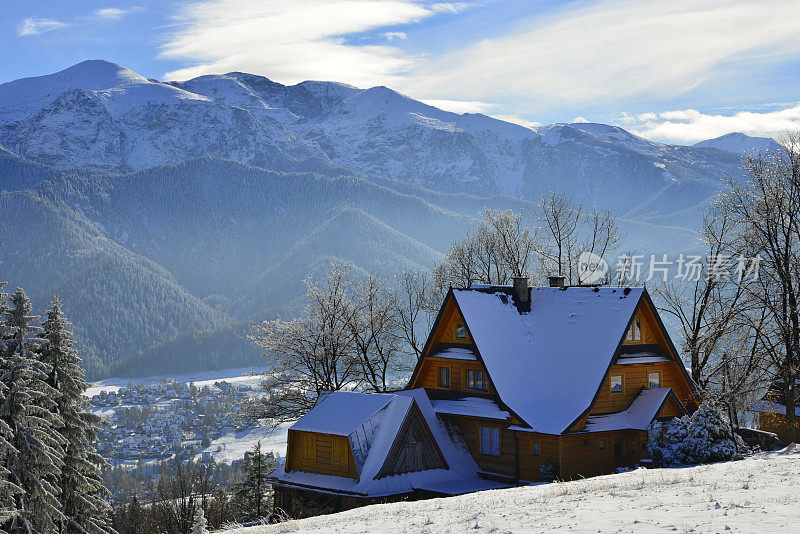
[612,438,624,461]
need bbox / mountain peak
[693,132,781,156]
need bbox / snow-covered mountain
[0,60,745,216]
[693,132,782,156]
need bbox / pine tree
[233,442,275,522]
[190,507,208,534]
[1,288,66,533]
[41,297,114,534]
[0,282,23,527]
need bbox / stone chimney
[548,275,566,288]
[512,276,530,306]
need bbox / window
[456,323,467,339]
[613,438,624,461]
[599,439,606,450]
[626,317,642,341]
[584,440,591,447]
[466,369,488,391]
[480,426,500,456]
[648,372,661,389]
[532,441,540,456]
[437,366,450,388]
[631,439,637,456]
[610,375,623,393]
[332,438,348,465]
[300,433,316,461]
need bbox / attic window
[610,375,623,393]
[626,317,642,342]
[648,372,661,389]
[456,323,467,339]
[465,369,487,391]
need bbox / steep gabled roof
[272,389,505,497]
[451,286,643,434]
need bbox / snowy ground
[233,446,800,533]
[85,367,267,398]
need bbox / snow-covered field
[85,367,267,398]
[234,446,800,533]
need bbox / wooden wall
[590,361,695,416]
[759,412,800,443]
[412,356,495,394]
[559,429,649,479]
[444,415,517,477]
[427,297,473,348]
[516,432,559,482]
[286,430,359,479]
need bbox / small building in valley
[270,279,700,517]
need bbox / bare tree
[720,132,800,441]
[435,209,538,288]
[393,270,438,360]
[249,264,359,423]
[349,274,408,392]
[656,209,749,390]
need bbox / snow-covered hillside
[693,132,782,156]
[239,446,800,533]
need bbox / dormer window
[626,317,642,342]
[437,366,450,388]
[466,369,487,391]
[456,323,467,339]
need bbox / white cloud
[17,17,68,36]
[93,7,143,19]
[572,116,588,123]
[383,31,407,40]
[422,99,495,114]
[621,104,800,144]
[407,0,800,107]
[490,114,541,130]
[430,3,470,13]
[161,0,443,84]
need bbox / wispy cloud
[93,7,144,20]
[383,31,407,40]
[407,0,800,109]
[17,18,68,36]
[422,99,494,114]
[619,105,800,144]
[161,0,456,84]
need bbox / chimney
[512,276,530,304]
[548,275,565,288]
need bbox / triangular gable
[451,286,643,434]
[375,400,448,479]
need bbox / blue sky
[5,0,800,143]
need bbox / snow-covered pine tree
[0,282,23,528]
[190,506,208,534]
[234,442,275,522]
[1,288,66,533]
[41,297,114,534]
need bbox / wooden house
[753,382,799,443]
[270,278,699,517]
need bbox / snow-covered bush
[649,403,746,467]
[539,461,557,482]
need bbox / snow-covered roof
[289,391,395,436]
[452,286,644,434]
[271,389,504,497]
[428,347,478,361]
[432,397,510,420]
[583,388,677,432]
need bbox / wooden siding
[377,402,447,478]
[516,432,559,482]
[286,430,359,479]
[759,412,800,443]
[426,296,473,348]
[411,357,495,394]
[590,361,695,416]
[444,415,516,477]
[559,429,649,479]
[622,299,668,348]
